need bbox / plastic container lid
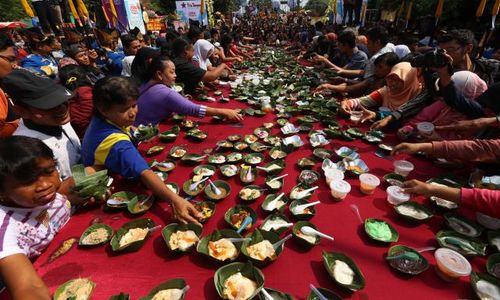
[386,185,410,204]
[393,160,414,171]
[434,248,472,276]
[359,173,380,187]
[330,180,351,194]
[417,122,434,133]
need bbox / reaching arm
[0,254,51,300]
[202,63,228,82]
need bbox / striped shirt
[0,193,71,260]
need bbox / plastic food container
[350,111,362,124]
[393,160,414,177]
[330,180,351,201]
[417,122,435,136]
[324,168,345,185]
[359,173,381,194]
[434,248,471,282]
[386,185,410,205]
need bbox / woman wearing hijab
[399,71,488,141]
[171,38,230,94]
[340,62,422,121]
[192,39,214,70]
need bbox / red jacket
[461,188,500,218]
[69,86,93,138]
[432,139,500,163]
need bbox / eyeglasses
[0,55,17,63]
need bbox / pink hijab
[378,62,422,110]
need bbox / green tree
[213,0,240,15]
[0,0,28,22]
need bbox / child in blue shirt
[82,76,201,224]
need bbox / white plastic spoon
[246,165,253,181]
[260,288,274,300]
[266,193,285,210]
[301,226,334,241]
[106,198,130,206]
[350,204,364,224]
[296,186,319,199]
[268,173,288,183]
[309,284,328,300]
[189,177,209,191]
[272,233,293,251]
[225,237,251,243]
[208,179,222,196]
[291,200,320,215]
[266,222,294,230]
[148,225,163,233]
[417,246,436,253]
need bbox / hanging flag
[20,0,34,18]
[435,0,444,18]
[396,0,405,21]
[76,0,89,19]
[200,0,205,15]
[67,0,83,26]
[493,0,500,15]
[405,0,413,21]
[476,0,488,17]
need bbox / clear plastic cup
[393,160,414,177]
[417,122,435,137]
[324,169,345,185]
[330,180,351,201]
[434,248,471,282]
[359,173,380,194]
[350,111,362,124]
[386,185,410,205]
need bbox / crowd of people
[1,9,500,299]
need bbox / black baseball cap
[2,69,73,110]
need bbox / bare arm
[0,254,51,300]
[140,169,201,225]
[202,64,228,82]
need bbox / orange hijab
[378,62,422,110]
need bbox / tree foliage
[0,0,28,22]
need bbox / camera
[410,48,448,68]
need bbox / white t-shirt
[13,121,81,181]
[0,193,71,260]
[121,55,135,77]
[364,42,395,79]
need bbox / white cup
[393,160,414,177]
[417,122,435,137]
[386,185,410,205]
[350,111,362,124]
[359,173,380,194]
[330,180,351,201]
[325,168,344,185]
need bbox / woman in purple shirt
[134,55,242,126]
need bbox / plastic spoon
[291,200,320,215]
[260,288,274,300]
[189,177,209,191]
[236,216,253,234]
[180,285,190,296]
[225,237,251,243]
[272,233,293,251]
[300,226,334,241]
[350,204,364,224]
[296,186,319,199]
[385,252,420,261]
[309,284,328,300]
[246,165,253,182]
[266,222,294,230]
[417,246,436,253]
[268,173,288,183]
[266,193,285,210]
[208,179,222,196]
[106,198,130,206]
[148,225,163,233]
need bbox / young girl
[340,62,422,122]
[58,64,94,138]
[82,76,201,224]
[134,55,242,126]
[0,136,71,300]
[400,71,488,141]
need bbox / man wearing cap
[3,69,81,186]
